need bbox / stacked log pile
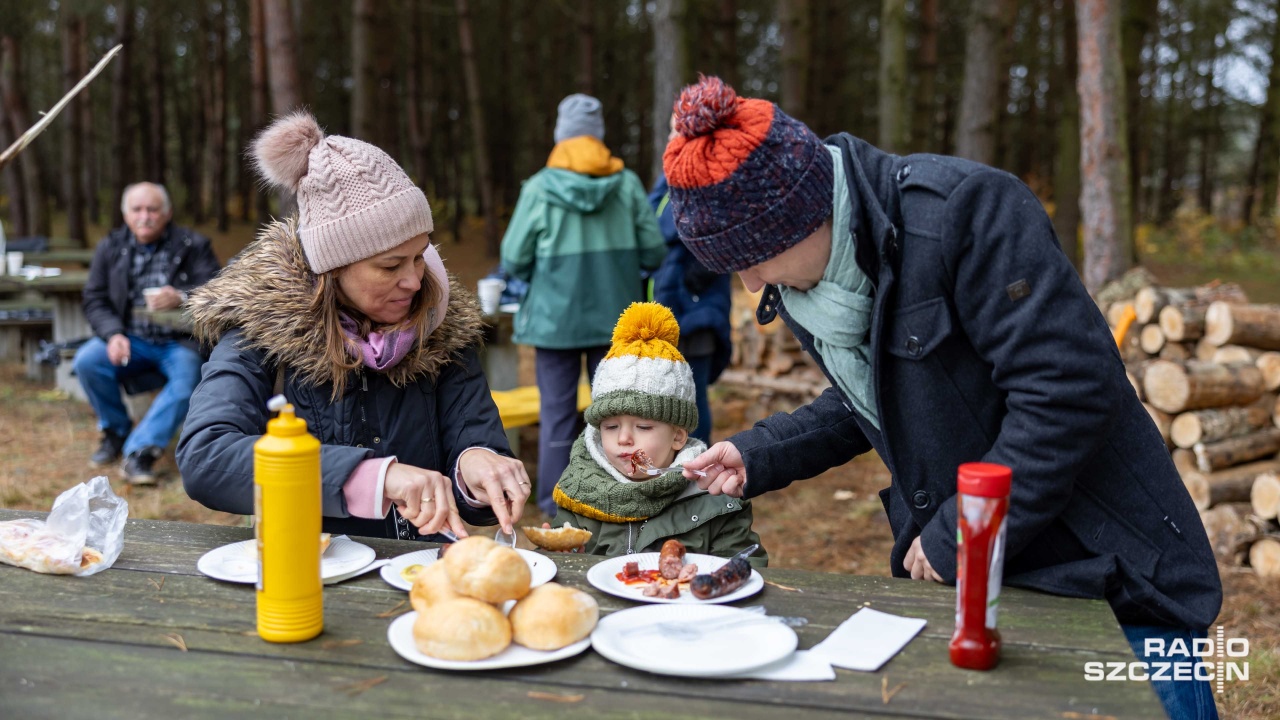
[718,289,831,424]
[1108,280,1280,579]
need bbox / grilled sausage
[659,539,687,580]
[690,556,751,599]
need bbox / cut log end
[1248,537,1280,578]
[1252,472,1280,521]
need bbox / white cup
[143,287,164,310]
[5,251,22,277]
[476,278,506,315]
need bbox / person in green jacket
[501,94,666,517]
[551,302,766,567]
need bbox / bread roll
[409,560,460,614]
[413,598,511,661]
[509,582,599,651]
[522,523,593,552]
[442,536,531,604]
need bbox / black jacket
[82,224,221,352]
[733,134,1222,629]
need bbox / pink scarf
[339,245,450,372]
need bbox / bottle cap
[957,462,1011,498]
[267,395,288,412]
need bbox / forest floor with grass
[0,214,1275,717]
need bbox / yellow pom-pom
[605,303,684,362]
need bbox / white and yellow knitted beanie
[586,303,698,431]
[252,112,434,273]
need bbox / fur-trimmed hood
[188,218,485,389]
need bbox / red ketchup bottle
[949,462,1012,671]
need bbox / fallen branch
[0,45,122,171]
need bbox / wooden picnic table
[23,248,97,267]
[0,271,92,399]
[0,510,1163,719]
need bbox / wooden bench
[490,383,591,429]
[0,298,54,381]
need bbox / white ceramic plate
[585,553,763,604]
[387,611,590,670]
[380,547,557,592]
[591,604,797,677]
[197,536,376,584]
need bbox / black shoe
[90,431,126,467]
[122,446,163,485]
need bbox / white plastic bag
[0,476,128,576]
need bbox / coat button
[912,490,930,509]
[726,502,735,510]
[896,164,912,183]
[906,336,921,356]
[373,437,381,444]
[355,443,364,448]
[691,515,699,522]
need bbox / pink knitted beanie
[252,112,434,273]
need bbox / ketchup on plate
[949,462,1011,670]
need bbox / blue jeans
[1122,624,1220,719]
[73,335,204,457]
[535,346,608,517]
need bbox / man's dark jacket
[733,134,1221,629]
[82,224,222,352]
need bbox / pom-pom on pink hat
[251,112,434,273]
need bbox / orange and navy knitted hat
[662,76,833,274]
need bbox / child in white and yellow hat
[551,303,766,565]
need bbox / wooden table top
[0,270,89,295]
[0,510,1162,719]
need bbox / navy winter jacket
[733,134,1221,629]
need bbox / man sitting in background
[76,182,221,484]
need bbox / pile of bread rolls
[410,536,598,661]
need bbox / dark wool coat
[176,219,502,539]
[82,223,222,353]
[733,134,1222,629]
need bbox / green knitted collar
[553,428,707,523]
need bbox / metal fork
[644,466,707,477]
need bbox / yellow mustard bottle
[254,394,323,642]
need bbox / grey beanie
[553,94,605,143]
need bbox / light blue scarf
[779,145,879,429]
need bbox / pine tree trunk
[1121,0,1156,225]
[80,60,98,226]
[107,3,134,228]
[716,0,739,88]
[778,0,810,120]
[0,97,27,236]
[911,0,938,153]
[406,0,433,190]
[1244,10,1280,223]
[263,0,303,114]
[1051,0,1080,267]
[1,35,51,237]
[455,0,498,255]
[877,0,908,153]
[351,0,379,142]
[1076,0,1132,295]
[577,4,595,95]
[955,0,1014,164]
[210,5,228,232]
[61,12,86,246]
[249,0,271,222]
[652,0,685,183]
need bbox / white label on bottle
[986,515,1007,629]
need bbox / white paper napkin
[809,608,927,672]
[728,650,836,681]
